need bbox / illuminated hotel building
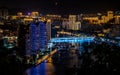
[69,15,76,30]
[17,12,23,17]
[31,12,39,18]
[107,11,114,21]
[26,21,47,55]
[115,15,120,24]
[100,15,108,23]
[62,15,81,30]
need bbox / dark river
[25,49,80,75]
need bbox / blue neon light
[29,23,37,54]
[39,22,47,51]
[50,37,95,43]
[28,22,48,55]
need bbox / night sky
[0,0,120,14]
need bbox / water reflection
[25,58,55,75]
[25,49,80,75]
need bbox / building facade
[26,21,47,55]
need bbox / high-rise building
[31,12,39,18]
[62,19,69,29]
[114,15,120,24]
[39,22,48,51]
[46,19,51,41]
[17,12,23,17]
[18,24,27,56]
[3,9,8,17]
[107,11,114,21]
[67,15,82,30]
[26,21,47,55]
[69,15,76,30]
[75,22,81,30]
[0,8,8,17]
[101,15,108,23]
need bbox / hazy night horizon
[0,0,120,14]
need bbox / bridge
[36,49,57,65]
[50,37,95,43]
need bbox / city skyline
[0,1,120,75]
